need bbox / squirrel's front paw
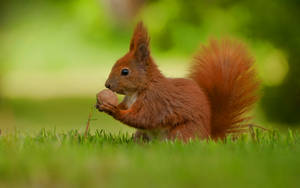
[98,103,120,117]
[95,103,103,112]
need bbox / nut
[96,89,118,106]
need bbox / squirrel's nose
[105,82,111,89]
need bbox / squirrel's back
[189,40,260,140]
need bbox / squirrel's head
[105,22,154,95]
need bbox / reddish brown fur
[97,22,259,142]
[189,40,260,139]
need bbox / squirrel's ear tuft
[130,22,150,62]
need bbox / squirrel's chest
[124,93,138,109]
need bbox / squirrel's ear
[130,22,150,62]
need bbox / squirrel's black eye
[121,68,129,76]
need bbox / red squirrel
[96,22,260,142]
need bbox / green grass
[0,98,133,134]
[0,128,299,188]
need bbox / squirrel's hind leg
[167,122,209,142]
[133,130,150,143]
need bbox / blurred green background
[0,0,299,134]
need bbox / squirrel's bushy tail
[190,40,260,139]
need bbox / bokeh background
[0,0,299,134]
